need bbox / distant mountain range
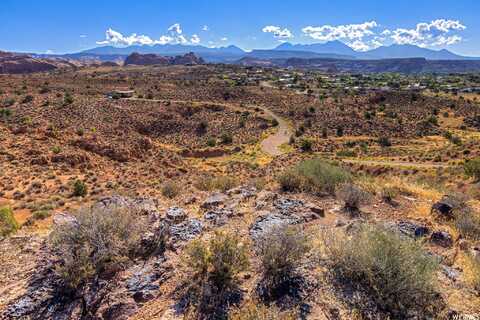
[33,40,479,64]
[273,41,476,60]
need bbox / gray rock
[250,212,301,241]
[430,231,454,247]
[169,219,203,242]
[166,206,187,223]
[396,220,430,238]
[442,265,461,282]
[201,193,229,209]
[204,208,234,226]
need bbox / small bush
[63,92,74,106]
[464,158,480,181]
[466,254,480,292]
[22,95,34,104]
[271,118,279,127]
[161,181,180,199]
[336,183,371,212]
[72,180,87,197]
[229,300,296,320]
[380,185,399,204]
[51,146,61,154]
[258,225,310,285]
[206,137,216,147]
[185,230,249,288]
[0,207,19,237]
[299,138,313,152]
[377,136,392,147]
[195,176,238,192]
[455,213,480,240]
[49,206,156,288]
[278,159,351,195]
[322,225,439,318]
[33,210,51,220]
[220,132,233,144]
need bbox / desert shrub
[72,179,87,197]
[185,231,249,286]
[51,146,61,154]
[195,175,237,192]
[63,92,74,106]
[455,213,480,240]
[49,206,158,288]
[322,225,439,317]
[336,149,356,157]
[299,138,313,152]
[220,132,233,144]
[22,95,34,104]
[466,254,480,292]
[0,207,19,237]
[278,159,351,195]
[206,137,216,147]
[0,108,12,118]
[464,158,480,181]
[271,118,279,127]
[336,183,371,212]
[197,120,208,133]
[377,136,392,147]
[229,300,296,320]
[380,185,399,204]
[258,225,310,286]
[161,181,180,199]
[2,97,15,107]
[32,210,51,220]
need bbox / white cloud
[190,34,201,44]
[221,37,228,41]
[96,26,203,46]
[302,21,378,41]
[168,23,182,34]
[45,49,54,54]
[96,28,158,46]
[79,34,87,38]
[348,40,370,51]
[390,19,465,47]
[202,25,209,31]
[262,25,293,39]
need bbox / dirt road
[258,107,292,156]
[126,97,292,157]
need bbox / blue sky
[1,0,480,56]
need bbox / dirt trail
[126,97,292,157]
[258,106,292,156]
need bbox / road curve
[258,107,292,156]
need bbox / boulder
[169,219,203,242]
[201,193,229,209]
[430,231,454,247]
[166,207,187,223]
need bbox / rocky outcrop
[124,52,204,66]
[0,52,58,74]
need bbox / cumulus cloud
[202,25,209,31]
[221,37,228,41]
[390,19,465,47]
[168,23,182,34]
[79,34,87,38]
[262,25,293,39]
[190,34,201,44]
[302,21,378,41]
[96,25,201,46]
